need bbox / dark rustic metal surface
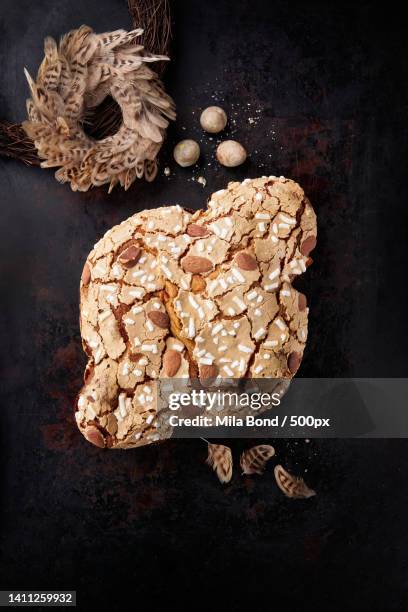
[1,0,408,609]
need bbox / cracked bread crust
[76,176,317,449]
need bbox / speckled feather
[240,444,275,475]
[206,443,233,484]
[274,464,316,499]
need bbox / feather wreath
[0,0,174,187]
[22,25,175,191]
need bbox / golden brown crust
[76,176,317,449]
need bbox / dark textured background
[1,0,408,609]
